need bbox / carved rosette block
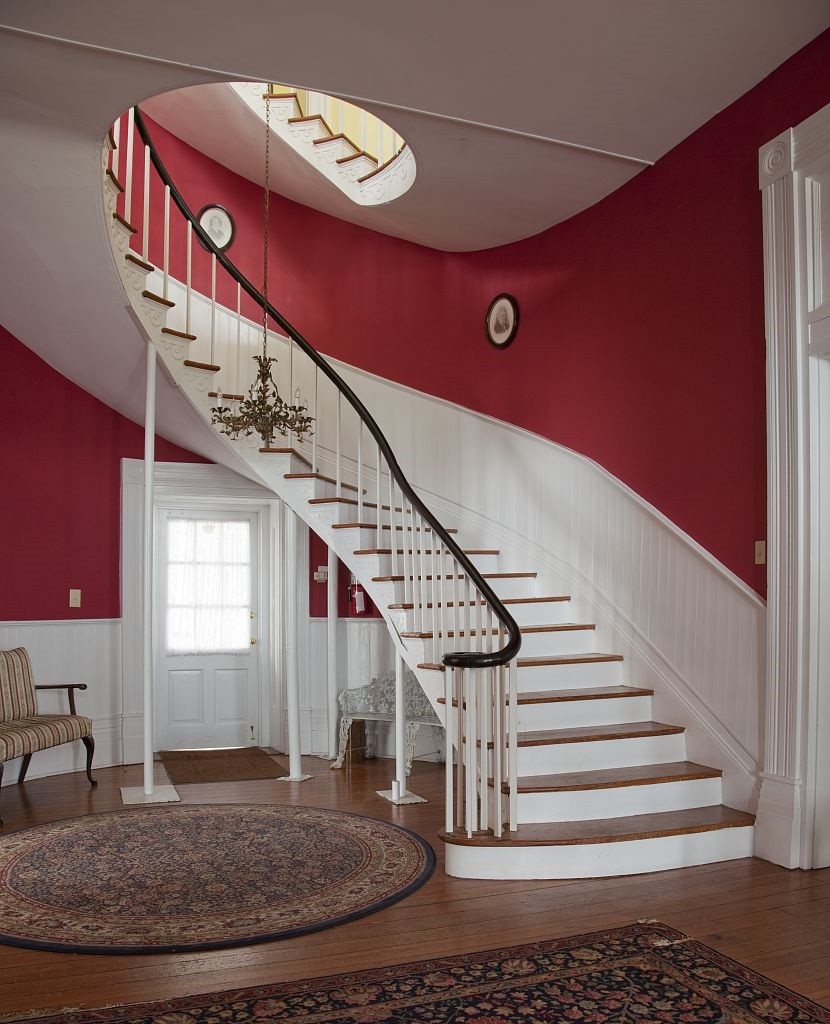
[758,130,794,188]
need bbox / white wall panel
[0,618,122,784]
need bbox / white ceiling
[3,1,830,252]
[0,2,828,459]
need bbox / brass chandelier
[211,92,313,448]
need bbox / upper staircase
[102,107,755,879]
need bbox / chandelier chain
[262,93,270,360]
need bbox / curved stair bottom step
[441,807,755,879]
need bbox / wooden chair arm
[35,683,88,715]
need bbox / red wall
[140,31,830,595]
[0,325,206,622]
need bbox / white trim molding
[757,100,830,868]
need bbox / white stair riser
[333,526,456,550]
[515,629,597,658]
[510,775,724,824]
[516,694,652,731]
[517,659,623,690]
[444,826,755,879]
[379,576,536,604]
[358,551,501,577]
[254,454,312,477]
[487,577,539,599]
[516,731,686,775]
[402,597,571,633]
[505,601,573,627]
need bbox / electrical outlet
[69,589,82,608]
[754,541,766,565]
[313,569,328,583]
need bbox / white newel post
[756,129,810,868]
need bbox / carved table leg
[405,722,421,776]
[330,716,353,769]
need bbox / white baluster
[335,392,341,497]
[399,493,409,610]
[430,533,439,662]
[210,253,216,366]
[142,144,150,262]
[375,441,382,514]
[124,108,134,226]
[357,420,363,521]
[509,657,518,832]
[465,666,477,836]
[312,366,318,473]
[236,282,242,396]
[112,117,120,180]
[185,222,192,336]
[445,663,455,834]
[388,473,397,579]
[493,659,504,838]
[162,185,170,300]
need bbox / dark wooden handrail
[133,106,520,669]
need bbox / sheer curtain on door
[166,518,252,654]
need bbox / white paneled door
[155,511,261,750]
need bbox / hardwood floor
[0,758,828,1016]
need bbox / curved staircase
[102,107,755,879]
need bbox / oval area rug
[0,804,435,954]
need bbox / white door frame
[757,101,830,869]
[121,459,283,764]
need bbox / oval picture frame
[197,204,235,252]
[485,293,519,349]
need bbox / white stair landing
[442,805,755,879]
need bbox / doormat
[0,803,435,954]
[9,921,829,1022]
[158,746,288,784]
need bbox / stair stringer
[104,180,452,725]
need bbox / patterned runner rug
[9,921,829,1023]
[0,804,434,954]
[158,746,288,784]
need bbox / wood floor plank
[0,758,827,1015]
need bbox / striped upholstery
[0,713,93,761]
[0,648,37,722]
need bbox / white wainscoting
[317,362,767,810]
[0,619,122,785]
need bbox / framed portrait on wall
[485,293,519,349]
[197,204,235,251]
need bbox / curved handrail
[133,106,520,670]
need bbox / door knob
[250,637,257,646]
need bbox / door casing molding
[121,459,281,763]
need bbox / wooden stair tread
[332,523,458,534]
[210,391,244,401]
[259,447,312,469]
[289,114,335,134]
[388,595,568,610]
[354,548,497,556]
[518,653,623,667]
[375,571,537,583]
[183,359,220,372]
[439,685,653,709]
[284,472,362,493]
[440,805,755,847]
[307,497,404,510]
[142,289,175,308]
[517,685,654,704]
[406,623,595,641]
[337,150,378,165]
[124,252,153,272]
[112,211,137,233]
[516,721,684,746]
[508,761,722,794]
[106,168,125,192]
[162,327,197,340]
